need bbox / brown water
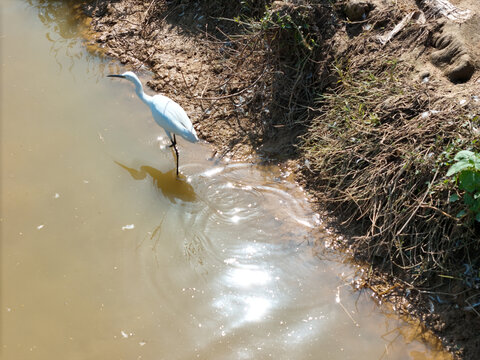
[1,1,451,359]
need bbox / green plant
[447,150,480,222]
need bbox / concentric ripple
[133,161,330,354]
[132,160,446,359]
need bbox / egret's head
[107,71,140,84]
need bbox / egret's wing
[151,95,198,142]
[155,96,184,124]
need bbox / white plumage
[108,71,198,175]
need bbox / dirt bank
[78,0,479,358]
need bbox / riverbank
[78,0,479,358]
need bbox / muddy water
[1,1,450,359]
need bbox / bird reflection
[115,161,196,203]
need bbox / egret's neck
[133,79,152,105]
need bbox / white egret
[107,71,199,176]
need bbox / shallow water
[1,1,451,359]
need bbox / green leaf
[476,212,480,222]
[454,150,475,162]
[449,194,459,202]
[456,210,467,218]
[472,197,480,212]
[446,160,472,176]
[464,192,475,206]
[458,171,480,192]
[473,157,480,171]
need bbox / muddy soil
[82,0,275,161]
[78,0,480,358]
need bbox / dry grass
[300,50,480,288]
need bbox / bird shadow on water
[115,161,206,270]
[114,161,197,204]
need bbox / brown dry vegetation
[79,0,480,357]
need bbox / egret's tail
[181,128,200,143]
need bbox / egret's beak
[107,74,125,79]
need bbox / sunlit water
[1,1,451,359]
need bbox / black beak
[107,75,125,78]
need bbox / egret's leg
[168,133,177,147]
[169,134,179,176]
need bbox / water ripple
[133,161,325,339]
[121,160,448,359]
